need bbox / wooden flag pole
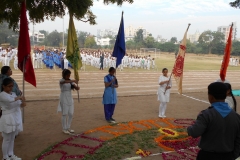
[76,66,80,103]
[77,82,80,103]
[22,57,26,123]
[164,72,173,95]
[22,0,27,123]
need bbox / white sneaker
[62,130,70,134]
[111,120,116,124]
[2,158,11,160]
[68,129,74,133]
[9,155,21,160]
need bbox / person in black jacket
[187,82,240,160]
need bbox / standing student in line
[102,67,118,123]
[100,53,104,70]
[225,83,237,111]
[0,66,22,96]
[0,78,26,160]
[187,82,240,160]
[157,68,172,118]
[57,69,79,134]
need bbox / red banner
[220,24,233,81]
[18,1,36,87]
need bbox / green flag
[66,13,82,81]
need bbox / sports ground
[1,53,240,160]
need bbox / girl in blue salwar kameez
[102,67,118,123]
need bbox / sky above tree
[31,0,240,40]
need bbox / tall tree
[232,41,240,56]
[77,31,89,48]
[198,30,225,54]
[144,36,155,48]
[170,37,178,43]
[134,29,144,43]
[230,0,240,8]
[126,40,135,50]
[0,22,18,46]
[84,36,97,48]
[0,0,133,30]
[39,30,48,36]
[46,30,62,47]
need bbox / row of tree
[0,22,99,49]
[125,29,240,56]
[0,22,240,56]
[38,30,98,49]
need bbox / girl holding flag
[157,68,172,118]
[0,78,26,160]
[58,69,79,134]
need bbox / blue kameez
[102,74,118,120]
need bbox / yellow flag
[172,24,190,94]
[66,13,82,81]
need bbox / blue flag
[112,12,126,68]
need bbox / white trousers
[38,60,43,68]
[61,108,73,130]
[34,60,38,69]
[14,62,18,70]
[159,102,167,117]
[5,58,10,66]
[2,130,17,159]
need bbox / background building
[95,37,111,46]
[97,29,117,38]
[187,30,201,43]
[156,35,167,43]
[29,31,45,43]
[125,26,150,41]
[217,22,237,42]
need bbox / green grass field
[155,53,239,71]
[80,53,240,72]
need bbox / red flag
[18,1,36,87]
[220,23,233,82]
[172,24,190,94]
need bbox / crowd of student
[32,49,73,70]
[81,50,156,70]
[230,57,240,66]
[5,48,156,71]
[0,47,18,70]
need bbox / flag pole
[77,83,80,103]
[22,0,27,124]
[77,69,80,103]
[164,23,191,95]
[22,57,26,123]
[164,72,172,95]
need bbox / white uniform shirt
[158,75,172,102]
[0,92,23,133]
[225,96,234,109]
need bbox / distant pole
[63,15,64,48]
[23,0,27,123]
[33,22,34,46]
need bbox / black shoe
[110,118,115,121]
[107,120,112,123]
